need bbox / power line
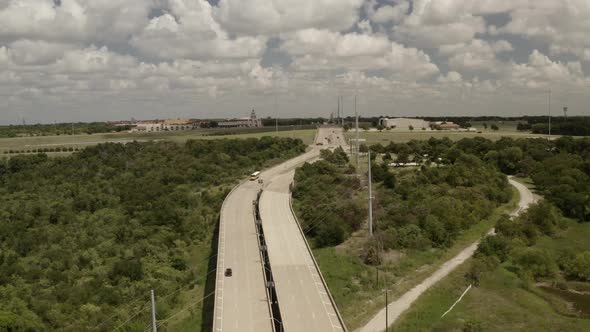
[156,291,216,328]
[94,252,219,330]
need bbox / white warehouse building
[379,118,430,130]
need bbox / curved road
[359,177,537,332]
[213,127,347,331]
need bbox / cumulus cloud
[391,0,486,48]
[440,39,513,74]
[281,29,439,80]
[282,29,390,57]
[131,1,266,60]
[0,0,152,44]
[213,0,364,35]
[0,0,589,122]
[500,0,590,60]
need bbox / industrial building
[379,118,430,130]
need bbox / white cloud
[0,0,152,44]
[213,0,364,35]
[392,0,486,48]
[500,1,590,59]
[437,71,462,83]
[131,1,266,60]
[55,46,137,73]
[440,39,512,73]
[8,39,75,65]
[282,29,390,57]
[509,50,589,89]
[371,1,410,24]
[0,0,589,122]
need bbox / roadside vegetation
[293,135,590,329]
[393,137,590,331]
[294,138,513,328]
[0,137,306,331]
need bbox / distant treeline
[0,122,134,138]
[261,117,327,126]
[527,117,590,136]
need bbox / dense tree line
[293,148,365,247]
[0,137,305,331]
[0,123,134,137]
[531,120,590,136]
[371,150,511,257]
[293,143,512,256]
[372,136,590,221]
[294,135,589,267]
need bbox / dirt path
[358,177,537,332]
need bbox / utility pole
[383,289,390,332]
[337,96,340,125]
[151,289,157,332]
[368,149,373,237]
[275,95,279,134]
[548,89,552,137]
[341,96,345,126]
[355,95,359,169]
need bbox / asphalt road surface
[213,127,346,332]
[260,169,344,332]
[359,177,538,332]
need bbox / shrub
[476,235,511,262]
[515,248,558,280]
[465,256,500,286]
[563,251,590,281]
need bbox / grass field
[345,129,547,146]
[313,185,520,330]
[394,220,590,332]
[0,127,317,154]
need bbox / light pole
[355,95,359,169]
[150,289,157,332]
[275,94,279,134]
[368,149,373,237]
[383,289,390,332]
[548,89,552,137]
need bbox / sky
[0,0,589,124]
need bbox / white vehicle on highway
[250,171,261,181]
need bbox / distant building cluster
[218,110,263,128]
[134,119,196,132]
[128,110,264,133]
[379,118,470,131]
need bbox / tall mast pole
[341,96,345,126]
[275,94,278,134]
[548,89,552,137]
[151,290,157,332]
[368,149,373,237]
[355,95,359,169]
[337,96,341,125]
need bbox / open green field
[0,127,316,154]
[394,220,590,331]
[313,186,520,329]
[345,129,548,146]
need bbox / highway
[358,177,538,332]
[213,178,274,332]
[213,127,347,331]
